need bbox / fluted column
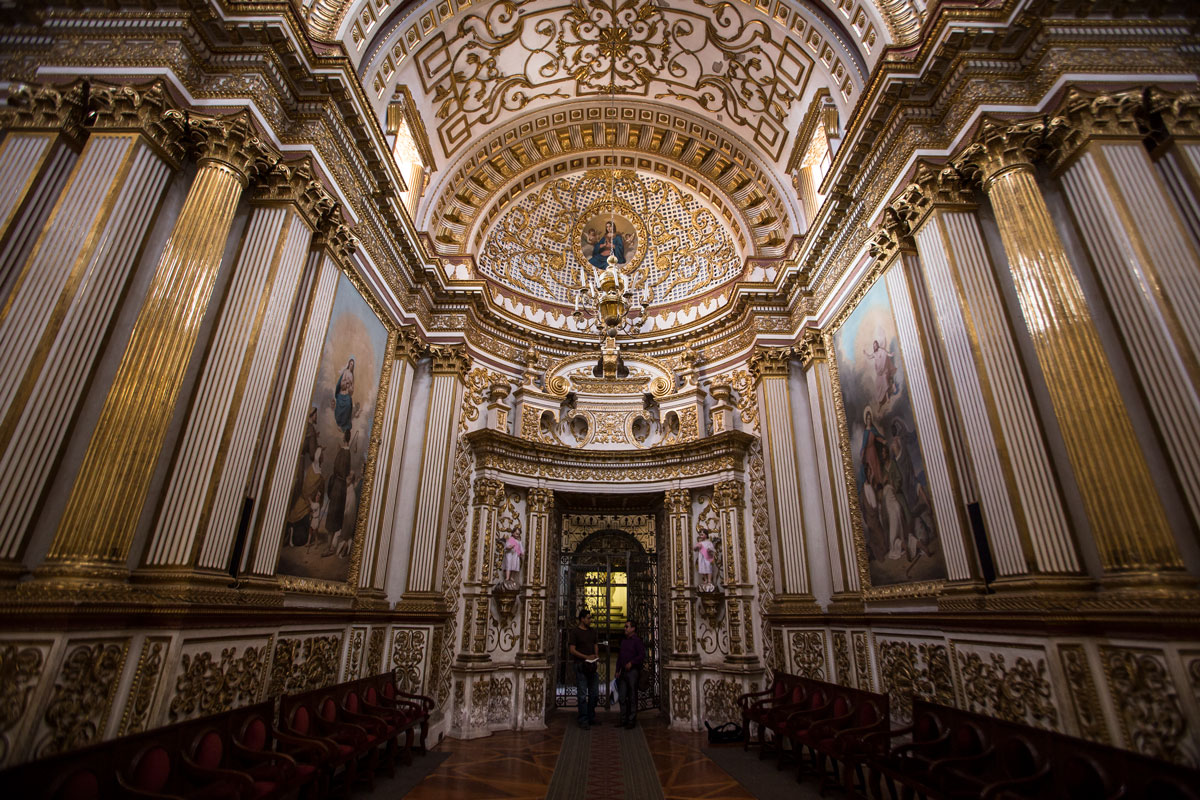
[141,161,329,583]
[797,332,861,603]
[665,488,695,658]
[1149,90,1200,251]
[38,111,275,583]
[896,162,1083,586]
[1051,88,1200,534]
[750,346,815,604]
[957,117,1184,580]
[358,328,423,604]
[462,477,504,660]
[715,479,756,663]
[0,82,184,580]
[0,81,86,287]
[400,345,470,605]
[518,487,553,661]
[246,225,353,580]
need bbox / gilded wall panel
[702,678,741,725]
[34,638,130,759]
[852,631,873,692]
[1101,645,1197,766]
[366,626,387,677]
[269,633,343,696]
[833,631,852,687]
[168,636,271,724]
[0,639,53,767]
[118,636,171,736]
[671,675,693,721]
[390,627,430,695]
[950,640,1059,731]
[875,635,953,723]
[344,627,367,682]
[523,674,545,723]
[789,630,827,680]
[1058,644,1110,744]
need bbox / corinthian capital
[2,79,88,146]
[472,477,505,507]
[748,346,791,382]
[527,487,555,513]
[795,328,827,370]
[1148,88,1200,139]
[168,110,279,183]
[429,344,470,379]
[954,116,1068,188]
[395,325,424,365]
[88,80,186,166]
[313,219,357,264]
[1045,87,1148,172]
[664,489,691,515]
[252,157,337,228]
[714,479,745,509]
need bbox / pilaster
[956,116,1189,590]
[1050,88,1200,534]
[0,81,182,581]
[36,111,275,586]
[898,160,1083,595]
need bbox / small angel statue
[501,529,524,587]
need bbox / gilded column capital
[889,160,977,235]
[664,488,691,515]
[2,79,88,146]
[312,220,357,263]
[251,158,337,229]
[714,479,745,509]
[527,487,555,513]
[88,81,186,167]
[395,325,424,365]
[170,110,279,185]
[1148,88,1200,140]
[795,329,827,370]
[1045,87,1148,173]
[748,346,791,382]
[472,477,505,507]
[429,344,470,379]
[954,116,1068,188]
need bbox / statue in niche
[694,529,719,592]
[502,530,524,585]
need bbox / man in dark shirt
[617,619,646,729]
[567,608,600,729]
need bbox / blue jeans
[618,669,640,723]
[575,667,599,724]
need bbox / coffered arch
[424,101,800,258]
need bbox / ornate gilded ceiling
[331,0,912,339]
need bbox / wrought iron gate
[555,530,659,712]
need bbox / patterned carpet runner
[546,715,666,800]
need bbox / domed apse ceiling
[343,0,901,339]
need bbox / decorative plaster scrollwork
[790,631,826,680]
[391,630,428,693]
[702,678,741,725]
[169,644,268,722]
[671,676,692,721]
[957,650,1058,730]
[1059,644,1108,744]
[833,632,851,687]
[0,643,46,764]
[876,640,954,724]
[524,675,545,720]
[269,635,342,695]
[367,627,386,677]
[38,642,128,758]
[1101,646,1194,765]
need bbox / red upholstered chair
[118,741,248,800]
[47,766,106,800]
[764,687,831,768]
[359,680,420,764]
[313,694,382,790]
[879,717,990,800]
[378,674,432,754]
[862,701,947,800]
[940,734,1045,800]
[792,690,852,775]
[184,726,298,800]
[279,700,357,799]
[754,681,813,757]
[813,695,889,797]
[336,684,401,776]
[739,673,800,751]
[231,710,323,800]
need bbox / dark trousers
[575,667,599,724]
[618,668,640,724]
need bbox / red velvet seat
[739,673,805,751]
[279,700,357,799]
[358,679,420,763]
[185,726,298,800]
[763,687,831,767]
[376,674,432,754]
[811,694,889,797]
[334,685,400,777]
[118,741,250,800]
[231,709,323,800]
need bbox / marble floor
[372,710,765,799]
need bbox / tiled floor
[391,710,757,799]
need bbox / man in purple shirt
[617,619,646,729]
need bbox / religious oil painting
[580,209,639,272]
[833,279,946,588]
[277,273,388,585]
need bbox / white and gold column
[797,332,860,604]
[0,81,85,285]
[399,345,470,608]
[246,224,352,581]
[957,117,1186,585]
[897,162,1083,589]
[1051,88,1200,534]
[520,487,553,660]
[36,111,274,584]
[0,82,183,580]
[139,160,326,583]
[714,479,757,664]
[358,327,423,605]
[665,488,696,659]
[1149,89,1200,250]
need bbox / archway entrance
[555,528,660,713]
